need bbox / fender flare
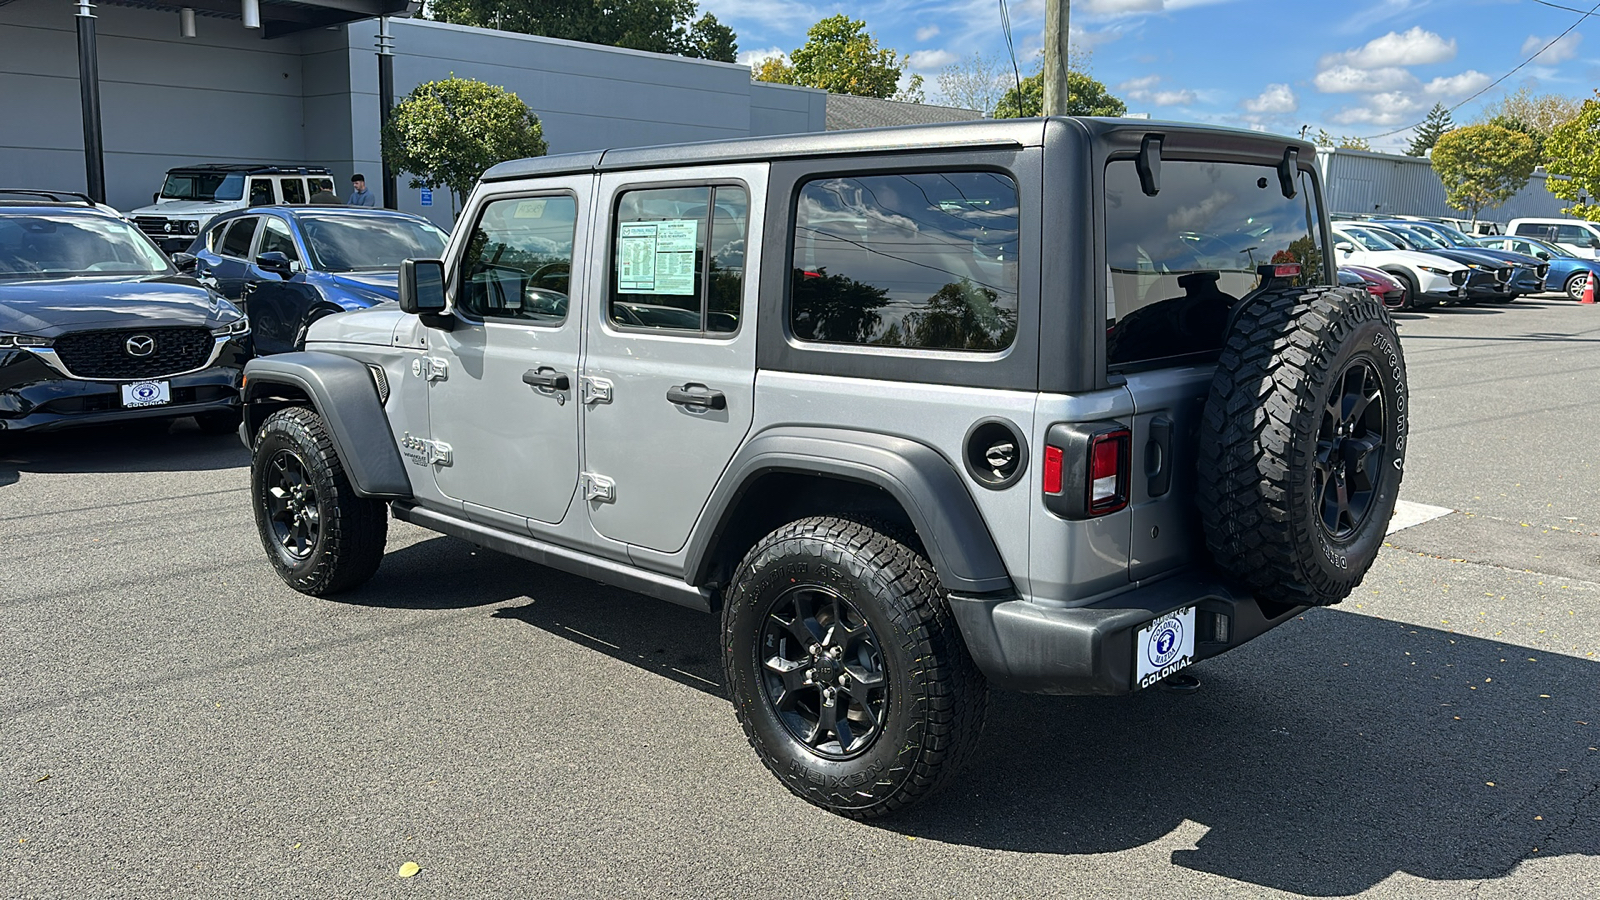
[685,426,1013,594]
[242,352,412,499]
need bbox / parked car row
[0,188,445,438]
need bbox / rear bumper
[949,572,1305,695]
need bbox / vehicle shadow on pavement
[898,609,1600,896]
[327,538,1599,895]
[0,419,248,488]
[343,536,729,694]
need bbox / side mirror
[1335,241,1355,253]
[152,192,160,204]
[171,252,199,272]
[255,250,294,276]
[1537,252,1551,260]
[399,258,451,328]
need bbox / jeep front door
[580,167,764,553]
[425,184,589,527]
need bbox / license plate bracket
[1134,605,1196,690]
[121,380,171,408]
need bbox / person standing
[347,174,376,207]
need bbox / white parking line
[1387,499,1454,534]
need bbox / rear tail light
[1088,429,1131,514]
[1041,422,1131,519]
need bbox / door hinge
[581,472,615,503]
[581,376,613,405]
[412,356,449,381]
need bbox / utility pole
[1042,0,1069,116]
[76,0,106,203]
[377,17,398,210]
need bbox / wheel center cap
[813,656,840,683]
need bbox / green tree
[381,76,548,215]
[992,70,1126,118]
[1544,94,1600,219]
[1405,103,1453,156]
[1430,123,1540,226]
[427,0,736,62]
[754,14,915,100]
[1311,129,1372,151]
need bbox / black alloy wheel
[759,584,888,759]
[264,448,321,561]
[1314,358,1390,540]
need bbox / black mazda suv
[0,191,250,436]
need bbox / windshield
[1339,227,1401,252]
[160,172,245,202]
[1376,226,1437,250]
[299,215,448,272]
[1424,222,1477,245]
[1105,159,1324,367]
[0,214,173,280]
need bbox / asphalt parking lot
[3,299,1597,899]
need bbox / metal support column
[76,0,106,203]
[377,17,397,210]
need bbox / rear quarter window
[788,171,1019,352]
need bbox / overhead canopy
[98,0,413,39]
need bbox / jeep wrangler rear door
[579,164,766,554]
[425,180,590,528]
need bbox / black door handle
[522,367,570,391]
[667,383,726,410]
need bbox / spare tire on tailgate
[1198,284,1408,607]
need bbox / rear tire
[251,406,387,596]
[1198,285,1407,608]
[722,517,986,819]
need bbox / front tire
[251,406,387,595]
[722,517,986,819]
[1566,272,1589,301]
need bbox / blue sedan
[1472,235,1600,300]
[186,207,447,353]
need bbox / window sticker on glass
[618,219,699,295]
[514,199,548,219]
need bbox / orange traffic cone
[1584,275,1596,305]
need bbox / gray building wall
[0,0,315,212]
[1317,147,1572,226]
[0,3,826,223]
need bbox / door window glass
[220,217,259,258]
[205,221,229,252]
[248,179,274,206]
[308,177,335,198]
[789,172,1019,351]
[457,194,577,323]
[258,217,298,262]
[280,179,307,205]
[610,185,749,333]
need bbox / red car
[1338,264,1409,310]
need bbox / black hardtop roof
[165,164,334,175]
[481,117,1315,184]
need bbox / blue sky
[698,0,1598,150]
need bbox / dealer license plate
[1134,606,1196,690]
[121,380,171,408]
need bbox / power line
[1358,0,1599,141]
[1531,0,1600,15]
[998,0,1023,112]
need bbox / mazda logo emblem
[125,335,156,357]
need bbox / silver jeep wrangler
[240,119,1408,819]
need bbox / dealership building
[0,0,837,225]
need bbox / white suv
[1508,217,1600,259]
[126,165,338,253]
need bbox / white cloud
[1150,89,1197,106]
[1314,65,1418,94]
[916,25,941,42]
[1522,32,1583,64]
[1117,74,1162,92]
[1329,91,1430,127]
[737,46,787,67]
[1084,0,1163,12]
[1424,70,1491,97]
[907,49,958,71]
[1243,83,1298,115]
[1320,26,1456,70]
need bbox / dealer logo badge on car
[125,335,156,357]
